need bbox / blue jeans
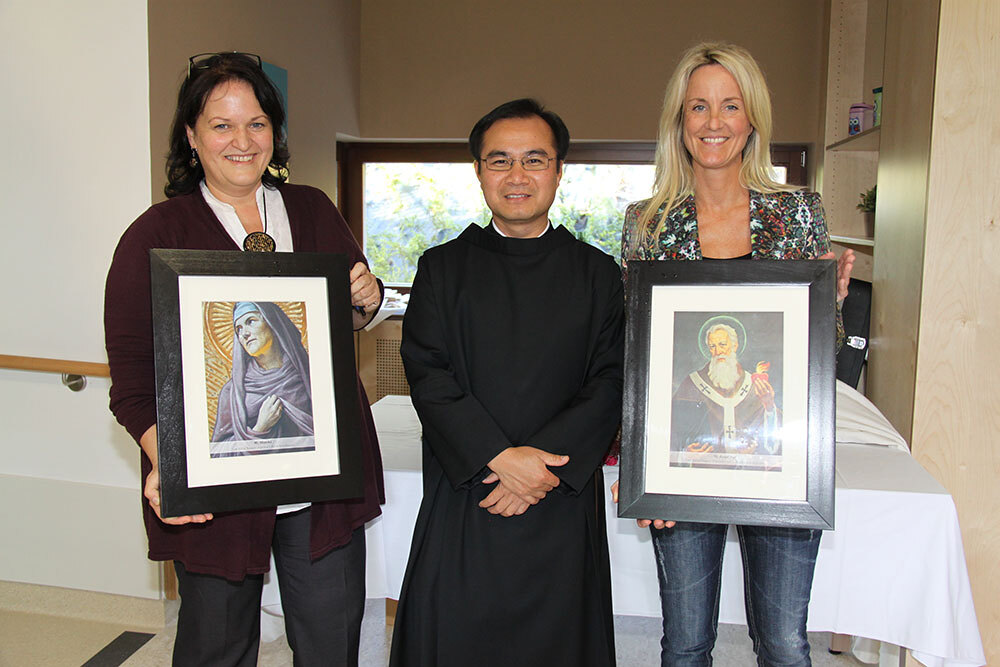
[651,522,821,666]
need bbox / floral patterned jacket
[621,189,844,349]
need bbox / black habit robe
[389,223,624,667]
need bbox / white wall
[0,0,159,598]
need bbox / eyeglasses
[188,52,262,78]
[480,154,556,171]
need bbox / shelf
[830,234,875,247]
[826,126,881,152]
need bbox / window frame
[337,141,657,243]
[337,140,809,255]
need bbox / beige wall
[147,0,361,203]
[913,0,999,661]
[361,0,827,144]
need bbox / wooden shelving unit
[829,234,875,247]
[827,126,881,152]
[820,0,887,282]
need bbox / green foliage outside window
[364,163,654,283]
[364,164,489,283]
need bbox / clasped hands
[479,446,568,518]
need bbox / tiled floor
[2,598,862,666]
[0,610,155,667]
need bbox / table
[363,393,985,667]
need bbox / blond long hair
[635,42,796,248]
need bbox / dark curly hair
[165,53,289,198]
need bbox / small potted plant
[857,185,876,238]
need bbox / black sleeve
[528,261,625,493]
[400,254,511,489]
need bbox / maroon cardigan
[104,183,384,581]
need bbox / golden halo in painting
[203,301,309,361]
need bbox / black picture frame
[150,249,363,517]
[618,259,836,529]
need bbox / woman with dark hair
[165,53,292,200]
[105,52,384,666]
[614,42,853,666]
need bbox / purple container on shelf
[849,103,875,135]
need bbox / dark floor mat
[81,631,155,667]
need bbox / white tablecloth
[362,391,985,667]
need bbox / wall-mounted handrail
[0,354,110,377]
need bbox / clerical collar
[491,219,551,238]
[463,222,573,256]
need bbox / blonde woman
[618,42,853,666]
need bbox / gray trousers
[173,511,366,667]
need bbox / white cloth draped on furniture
[358,384,984,667]
[258,384,983,666]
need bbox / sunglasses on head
[187,52,262,78]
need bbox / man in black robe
[388,99,623,667]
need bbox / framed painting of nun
[150,249,362,517]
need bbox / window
[338,142,808,285]
[361,161,488,284]
[339,143,656,284]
